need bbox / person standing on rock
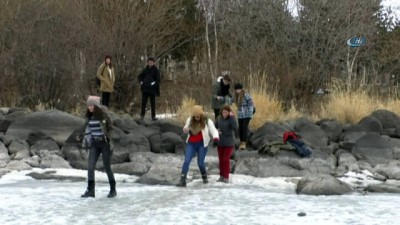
[234,83,254,150]
[211,73,232,120]
[96,55,115,107]
[81,96,116,198]
[177,105,219,187]
[215,105,238,183]
[138,57,160,121]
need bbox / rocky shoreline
[1,107,400,195]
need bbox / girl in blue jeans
[177,105,219,187]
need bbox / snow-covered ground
[0,169,398,225]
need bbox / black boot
[176,174,186,187]
[202,173,208,184]
[81,180,95,198]
[107,180,117,198]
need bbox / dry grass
[175,96,197,125]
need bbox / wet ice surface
[0,170,397,225]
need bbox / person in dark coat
[211,74,232,120]
[81,96,116,198]
[215,105,238,183]
[138,57,160,121]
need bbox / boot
[239,142,246,150]
[176,174,186,187]
[202,173,208,184]
[81,180,95,198]
[107,180,117,198]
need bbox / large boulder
[294,118,329,149]
[30,139,60,156]
[365,180,400,193]
[161,132,185,154]
[250,122,287,150]
[351,133,395,165]
[336,152,359,175]
[0,108,30,133]
[112,114,139,133]
[371,110,400,130]
[61,127,87,169]
[6,110,85,145]
[0,142,10,168]
[0,134,16,146]
[39,150,71,169]
[373,161,400,180]
[317,119,342,143]
[339,131,369,151]
[8,140,30,160]
[296,175,353,195]
[6,160,31,171]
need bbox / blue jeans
[181,141,208,175]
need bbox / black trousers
[87,140,115,182]
[102,92,111,107]
[213,108,220,121]
[238,118,251,142]
[141,92,156,119]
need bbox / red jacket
[283,131,299,144]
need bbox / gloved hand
[212,138,219,147]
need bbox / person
[234,83,254,150]
[138,57,160,121]
[177,105,219,187]
[211,74,232,120]
[96,55,115,107]
[215,105,238,183]
[81,96,116,198]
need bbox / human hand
[229,111,234,117]
[212,138,219,147]
[151,81,155,86]
[140,82,143,85]
[183,127,189,133]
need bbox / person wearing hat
[176,105,219,187]
[81,95,116,198]
[96,55,115,107]
[234,83,254,150]
[211,73,232,120]
[138,57,161,121]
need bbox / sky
[287,0,400,22]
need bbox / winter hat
[234,83,243,90]
[147,57,156,62]
[87,95,101,107]
[192,105,205,117]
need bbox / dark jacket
[138,66,160,96]
[215,115,238,147]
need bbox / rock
[111,162,150,176]
[0,107,9,115]
[6,160,31,171]
[250,122,288,150]
[353,115,383,133]
[294,118,329,149]
[336,152,359,176]
[0,109,30,133]
[351,133,394,165]
[297,212,306,217]
[0,134,17,146]
[0,142,10,168]
[135,163,182,185]
[373,161,400,180]
[112,115,139,133]
[6,110,85,145]
[317,119,342,143]
[371,110,400,130]
[26,170,85,182]
[149,134,162,153]
[296,175,353,195]
[8,140,30,160]
[339,131,369,151]
[60,128,87,169]
[365,181,400,193]
[0,168,8,178]
[160,132,185,154]
[39,150,71,169]
[156,120,183,134]
[24,156,41,168]
[30,139,60,156]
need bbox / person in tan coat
[96,55,115,107]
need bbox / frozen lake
[0,169,397,225]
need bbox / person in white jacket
[177,105,219,187]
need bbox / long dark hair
[105,55,113,68]
[219,105,233,118]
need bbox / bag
[95,77,101,86]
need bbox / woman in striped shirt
[81,96,116,198]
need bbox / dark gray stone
[0,109,30,133]
[6,110,85,145]
[0,134,16,146]
[294,118,329,149]
[317,119,342,143]
[351,133,394,165]
[26,170,85,182]
[371,110,400,130]
[39,150,71,169]
[8,140,30,160]
[111,162,150,176]
[366,182,400,193]
[149,134,162,153]
[250,122,287,150]
[373,161,400,180]
[6,160,31,171]
[30,139,60,156]
[0,142,10,168]
[296,175,353,195]
[161,132,185,153]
